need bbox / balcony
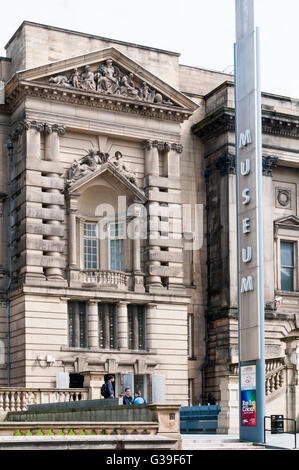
[80,270,132,290]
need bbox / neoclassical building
[0,22,298,422]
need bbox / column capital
[45,123,66,136]
[170,143,183,154]
[88,299,99,306]
[214,151,235,176]
[262,155,278,177]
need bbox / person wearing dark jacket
[105,375,115,398]
[122,387,133,405]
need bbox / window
[281,241,295,292]
[98,303,118,349]
[68,301,88,348]
[84,223,98,269]
[109,222,125,271]
[128,305,146,350]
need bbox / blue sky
[0,0,298,98]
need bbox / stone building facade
[0,22,298,420]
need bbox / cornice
[192,106,299,141]
[5,79,192,123]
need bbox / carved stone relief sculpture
[66,149,138,188]
[48,59,174,106]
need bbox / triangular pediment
[7,47,197,114]
[274,215,299,228]
[67,159,147,204]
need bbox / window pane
[84,223,98,269]
[281,267,294,292]
[110,239,124,271]
[281,242,294,268]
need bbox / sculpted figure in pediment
[66,149,138,188]
[96,59,120,94]
[111,151,138,186]
[70,68,81,89]
[81,65,96,91]
[119,73,140,99]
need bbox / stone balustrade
[0,388,88,413]
[0,422,158,437]
[81,270,131,289]
[265,358,286,396]
[230,357,286,398]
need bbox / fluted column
[118,301,128,351]
[88,300,99,349]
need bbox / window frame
[280,240,296,292]
[83,220,99,270]
[108,221,125,272]
[274,223,299,293]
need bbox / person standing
[101,374,115,399]
[122,387,133,405]
[133,390,146,404]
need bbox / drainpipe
[200,169,211,405]
[5,137,14,386]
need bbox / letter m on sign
[239,129,252,148]
[241,275,254,293]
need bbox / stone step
[182,439,266,450]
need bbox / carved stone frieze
[66,149,138,188]
[47,59,174,106]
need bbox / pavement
[181,433,299,450]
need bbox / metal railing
[264,416,297,449]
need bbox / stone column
[88,300,99,349]
[144,140,159,176]
[0,196,6,283]
[118,301,128,351]
[103,303,110,350]
[66,193,80,270]
[165,144,184,289]
[82,371,105,400]
[217,375,239,435]
[146,303,157,352]
[282,335,299,429]
[132,304,139,350]
[26,120,44,159]
[72,301,80,348]
[130,202,145,292]
[43,124,66,280]
[262,156,278,303]
[21,120,45,280]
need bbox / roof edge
[5,21,181,58]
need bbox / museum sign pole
[234,0,265,443]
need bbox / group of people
[102,375,146,405]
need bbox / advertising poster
[241,390,256,426]
[241,365,256,391]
